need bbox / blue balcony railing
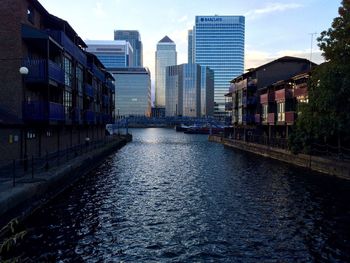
[23,59,64,85]
[242,114,255,124]
[89,63,105,81]
[23,101,65,122]
[247,96,258,105]
[84,110,95,124]
[84,83,94,98]
[47,30,87,66]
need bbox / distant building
[193,16,245,118]
[0,0,115,164]
[187,29,194,64]
[155,36,177,108]
[111,68,151,118]
[85,40,134,68]
[114,30,143,67]
[165,64,214,117]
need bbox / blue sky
[39,0,340,80]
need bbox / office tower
[188,29,194,64]
[111,68,151,117]
[114,30,143,67]
[165,64,214,117]
[193,16,245,118]
[155,36,177,108]
[85,40,134,69]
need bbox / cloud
[178,15,188,23]
[245,3,302,19]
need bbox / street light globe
[19,66,29,75]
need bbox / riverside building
[114,30,143,67]
[0,0,115,165]
[85,40,134,68]
[155,36,177,112]
[192,15,245,118]
[165,64,214,117]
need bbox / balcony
[243,114,255,124]
[285,111,296,124]
[23,59,64,85]
[225,101,233,111]
[294,87,308,98]
[23,101,65,122]
[105,80,115,93]
[84,83,94,98]
[255,114,261,124]
[260,92,275,104]
[247,96,258,105]
[84,110,95,124]
[89,63,105,81]
[47,30,87,66]
[275,88,293,101]
[267,113,275,125]
[103,95,110,107]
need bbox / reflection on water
[17,128,350,262]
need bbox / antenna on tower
[309,32,317,69]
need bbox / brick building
[228,56,315,140]
[0,0,115,165]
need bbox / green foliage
[290,0,350,153]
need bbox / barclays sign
[200,17,223,22]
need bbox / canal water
[17,128,350,261]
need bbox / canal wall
[209,135,350,180]
[0,135,132,229]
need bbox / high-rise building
[193,15,245,118]
[114,30,143,67]
[85,40,134,68]
[188,29,194,64]
[165,64,214,117]
[155,36,177,108]
[111,68,151,118]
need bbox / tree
[291,0,350,153]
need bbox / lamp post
[19,66,29,168]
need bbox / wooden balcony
[260,92,275,104]
[267,113,275,125]
[275,88,293,101]
[285,111,296,124]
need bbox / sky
[39,0,341,94]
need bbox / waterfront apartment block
[85,40,134,68]
[114,30,143,67]
[111,68,151,118]
[0,0,115,164]
[155,36,177,108]
[165,64,214,117]
[193,16,245,118]
[228,56,315,139]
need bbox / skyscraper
[85,40,133,68]
[193,16,245,118]
[188,29,194,64]
[155,36,177,108]
[165,64,214,117]
[114,30,143,67]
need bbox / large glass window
[64,56,72,87]
[76,65,83,95]
[64,90,72,117]
[262,104,268,121]
[277,102,285,122]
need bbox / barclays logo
[200,17,223,22]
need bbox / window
[76,65,83,94]
[262,104,268,121]
[277,102,285,122]
[64,56,72,87]
[27,131,36,139]
[46,130,53,137]
[64,90,72,117]
[27,6,35,24]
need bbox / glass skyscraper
[85,40,133,69]
[155,36,177,108]
[165,64,214,117]
[111,68,151,117]
[188,29,194,64]
[114,30,143,67]
[193,16,245,118]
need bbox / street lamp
[19,66,29,165]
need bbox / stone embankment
[209,135,350,180]
[0,135,132,229]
